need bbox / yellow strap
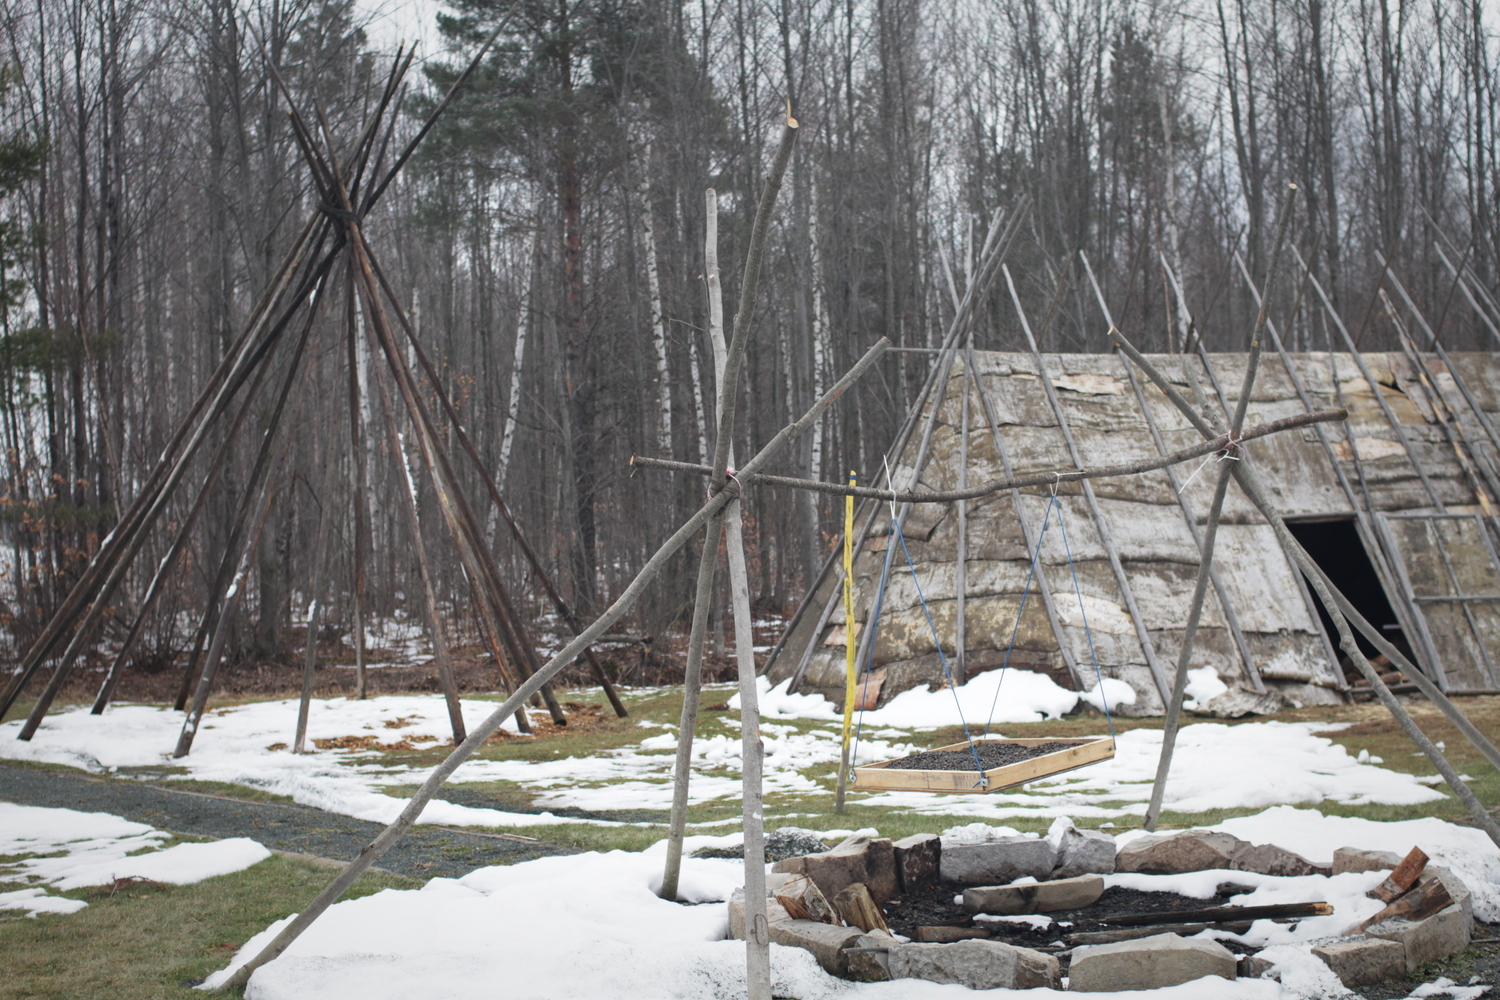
[841,471,858,755]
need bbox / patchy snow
[0,886,90,917]
[856,720,1444,821]
[203,837,1302,1000]
[0,697,602,828]
[0,803,269,916]
[0,686,1450,832]
[1211,805,1500,921]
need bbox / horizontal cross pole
[631,408,1347,503]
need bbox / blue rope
[893,522,987,780]
[850,516,986,785]
[984,493,1060,737]
[1056,501,1115,740]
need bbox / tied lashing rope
[984,478,1114,743]
[1177,429,1246,495]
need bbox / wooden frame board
[851,737,1115,794]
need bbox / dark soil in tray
[883,880,1261,960]
[884,741,1090,771]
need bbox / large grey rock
[940,837,1057,886]
[1115,830,1247,874]
[1331,846,1403,875]
[1230,842,1330,878]
[1067,932,1236,992]
[893,833,941,892]
[1311,935,1406,987]
[773,835,899,903]
[964,874,1104,915]
[1367,905,1471,971]
[888,939,1060,990]
[1052,826,1116,880]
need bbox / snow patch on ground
[204,837,1311,1000]
[0,803,269,916]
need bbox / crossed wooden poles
[1,32,630,750]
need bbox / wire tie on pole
[1218,431,1245,462]
[881,456,899,521]
[1176,453,1215,495]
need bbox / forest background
[0,0,1497,682]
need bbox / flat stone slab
[889,939,1060,990]
[1367,904,1470,971]
[940,836,1056,886]
[1312,935,1407,987]
[1067,932,1236,992]
[964,874,1104,915]
[769,919,865,976]
[1115,830,1246,874]
[1230,842,1329,877]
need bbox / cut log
[1065,921,1254,947]
[1097,901,1332,927]
[775,874,837,924]
[1355,876,1453,933]
[1368,847,1428,903]
[832,883,890,934]
[914,925,994,943]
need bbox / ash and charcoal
[884,741,1086,772]
[883,882,1255,955]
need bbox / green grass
[0,854,415,1000]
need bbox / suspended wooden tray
[851,737,1115,794]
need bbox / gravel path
[0,764,579,880]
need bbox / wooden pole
[295,381,343,753]
[364,287,470,741]
[661,110,799,903]
[955,352,971,687]
[176,426,303,759]
[700,187,771,1000]
[835,472,857,815]
[345,266,373,703]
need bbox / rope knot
[1217,431,1246,461]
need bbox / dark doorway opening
[1285,518,1417,667]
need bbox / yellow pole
[836,472,857,812]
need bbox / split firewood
[775,874,837,923]
[1368,846,1428,903]
[1355,876,1452,932]
[832,882,890,934]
